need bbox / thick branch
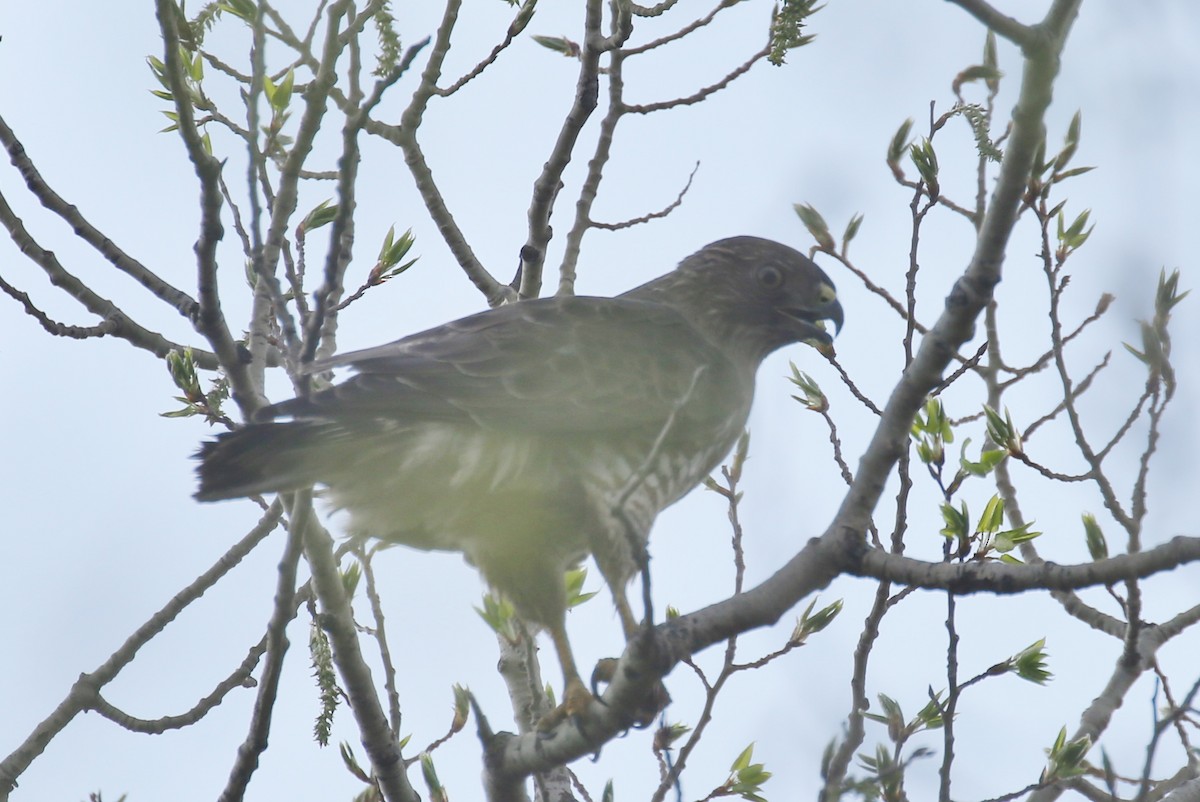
[851,536,1200,593]
[299,493,416,802]
[945,0,1034,47]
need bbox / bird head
[651,236,844,362]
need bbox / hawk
[196,235,843,720]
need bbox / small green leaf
[842,213,864,248]
[888,118,914,173]
[793,202,835,252]
[271,68,295,112]
[977,495,1005,534]
[420,752,447,802]
[451,684,470,732]
[299,200,339,234]
[788,364,827,411]
[475,592,518,641]
[565,566,598,609]
[790,597,843,645]
[1013,638,1053,684]
[1082,513,1108,561]
[731,743,755,772]
[909,139,940,198]
[940,501,969,542]
[340,561,361,598]
[983,405,1023,455]
[530,34,580,58]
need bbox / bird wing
[263,296,740,433]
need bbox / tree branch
[0,190,220,367]
[0,501,282,797]
[0,114,201,320]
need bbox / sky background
[2,1,1199,800]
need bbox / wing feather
[263,296,739,433]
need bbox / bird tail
[194,421,331,501]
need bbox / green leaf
[340,561,361,598]
[530,34,580,58]
[768,0,821,66]
[299,200,339,234]
[788,363,827,411]
[565,566,598,609]
[909,139,940,198]
[977,495,1005,534]
[271,68,295,112]
[339,742,371,783]
[940,501,969,541]
[842,213,864,248]
[731,743,756,772]
[1082,513,1108,561]
[218,0,258,22]
[1013,638,1053,684]
[888,118,914,170]
[451,684,470,732]
[993,522,1040,553]
[420,752,447,802]
[793,202,835,251]
[474,592,517,640]
[1043,727,1091,782]
[790,597,843,645]
[959,437,1007,476]
[983,405,1023,455]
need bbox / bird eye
[757,265,784,289]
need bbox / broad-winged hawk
[196,235,843,718]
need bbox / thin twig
[623,42,770,114]
[590,162,699,231]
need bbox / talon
[591,657,619,697]
[589,656,670,729]
[537,676,594,732]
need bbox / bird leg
[537,619,593,731]
[613,586,640,640]
[587,584,671,729]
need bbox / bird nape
[196,235,844,726]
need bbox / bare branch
[388,0,511,306]
[0,190,219,367]
[945,0,1036,48]
[623,1,730,56]
[0,114,200,320]
[299,491,417,802]
[623,42,770,114]
[590,162,699,231]
[217,504,305,802]
[437,2,535,97]
[156,0,261,414]
[517,0,619,301]
[0,501,282,797]
[92,634,269,734]
[0,272,116,340]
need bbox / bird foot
[537,676,594,732]
[591,657,670,729]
